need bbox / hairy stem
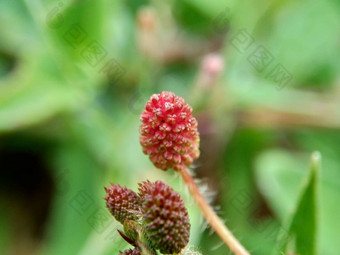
[179,167,249,255]
[136,227,158,255]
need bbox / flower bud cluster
[104,180,190,254]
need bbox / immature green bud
[123,219,138,242]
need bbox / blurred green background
[0,0,339,254]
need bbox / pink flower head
[139,91,200,171]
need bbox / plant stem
[179,167,249,255]
[136,226,158,255]
[137,236,158,255]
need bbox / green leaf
[255,148,340,255]
[284,151,320,255]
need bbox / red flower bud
[138,180,190,254]
[104,183,140,224]
[140,91,200,171]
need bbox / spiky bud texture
[138,180,190,254]
[104,183,140,224]
[140,91,200,171]
[119,248,140,255]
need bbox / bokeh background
[0,0,339,254]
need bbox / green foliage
[283,152,320,255]
[0,0,339,254]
